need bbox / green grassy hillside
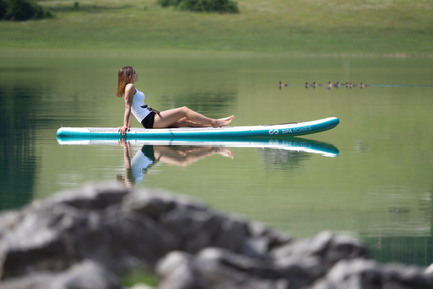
[1,0,432,56]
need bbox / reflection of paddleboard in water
[56,117,339,140]
[58,138,339,158]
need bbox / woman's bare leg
[169,117,206,128]
[153,106,234,128]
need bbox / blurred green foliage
[158,0,238,13]
[0,0,52,20]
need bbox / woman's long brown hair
[117,66,134,97]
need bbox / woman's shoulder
[124,83,136,97]
[125,83,136,91]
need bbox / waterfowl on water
[279,81,288,88]
[282,80,368,89]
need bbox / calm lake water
[1,51,432,267]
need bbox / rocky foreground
[0,183,432,289]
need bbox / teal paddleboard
[56,117,339,141]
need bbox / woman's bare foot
[212,115,234,128]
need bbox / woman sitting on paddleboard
[117,66,234,135]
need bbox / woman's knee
[180,106,191,115]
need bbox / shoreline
[1,47,432,59]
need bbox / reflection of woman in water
[117,66,234,136]
[119,141,234,187]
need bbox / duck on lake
[279,81,288,88]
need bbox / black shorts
[141,112,156,129]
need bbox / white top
[127,89,151,123]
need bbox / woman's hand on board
[118,126,130,136]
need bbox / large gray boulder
[0,183,431,289]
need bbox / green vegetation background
[1,0,432,56]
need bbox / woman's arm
[118,84,135,135]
